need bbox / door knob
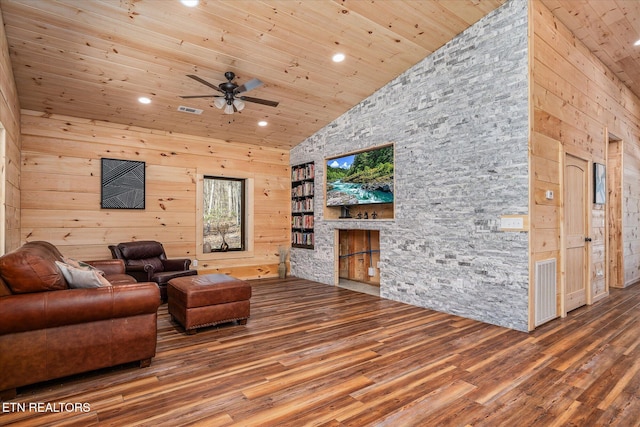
[585,237,592,242]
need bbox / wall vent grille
[177,106,203,115]
[535,258,557,326]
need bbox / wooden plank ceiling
[0,0,505,149]
[2,0,639,150]
[540,0,640,99]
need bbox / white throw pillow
[55,261,112,288]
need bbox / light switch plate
[500,217,524,229]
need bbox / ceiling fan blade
[235,78,263,94]
[180,94,222,99]
[186,74,223,93]
[240,96,279,107]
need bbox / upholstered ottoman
[167,274,251,334]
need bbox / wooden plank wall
[19,110,290,279]
[530,2,640,328]
[0,9,21,254]
[607,140,623,288]
[623,141,640,286]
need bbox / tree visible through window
[203,176,245,252]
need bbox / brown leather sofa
[0,241,160,400]
[109,240,196,301]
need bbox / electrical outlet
[192,259,198,267]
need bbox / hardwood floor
[2,277,639,426]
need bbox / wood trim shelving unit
[291,162,315,249]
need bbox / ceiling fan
[180,72,279,114]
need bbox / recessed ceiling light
[258,121,268,127]
[332,53,345,63]
[138,97,151,104]
[180,0,199,7]
[634,39,640,46]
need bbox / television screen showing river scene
[326,145,394,207]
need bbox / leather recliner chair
[109,241,197,301]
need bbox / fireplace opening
[336,229,380,296]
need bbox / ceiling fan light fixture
[183,72,278,115]
[214,98,226,109]
[233,99,245,111]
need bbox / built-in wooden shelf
[324,203,394,221]
[291,162,315,249]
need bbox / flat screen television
[326,144,394,207]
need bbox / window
[202,176,246,252]
[0,123,5,256]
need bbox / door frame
[560,149,592,317]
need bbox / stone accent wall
[291,0,530,331]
